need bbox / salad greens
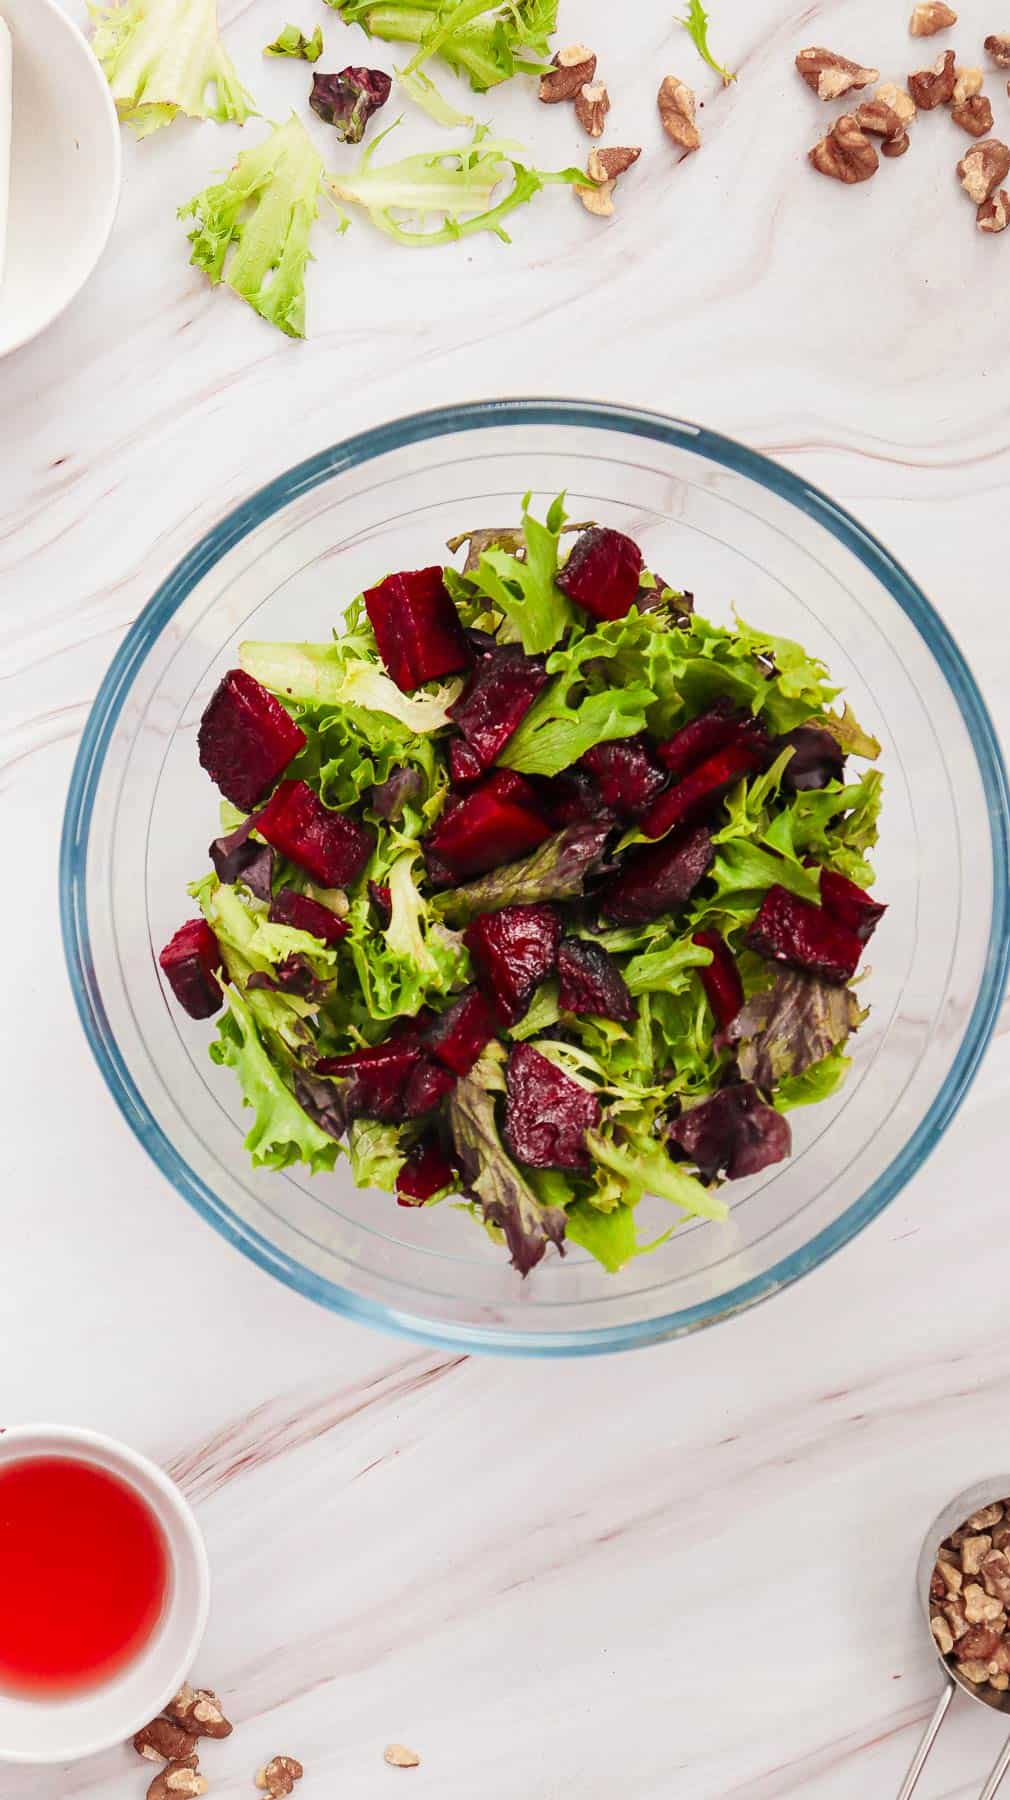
[264,23,324,59]
[677,0,736,86]
[163,495,885,1278]
[327,0,557,92]
[91,0,256,137]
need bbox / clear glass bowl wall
[61,403,1010,1354]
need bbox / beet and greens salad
[159,501,886,1277]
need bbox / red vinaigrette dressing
[0,1456,170,1697]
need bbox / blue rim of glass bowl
[60,399,1010,1357]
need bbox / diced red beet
[534,767,609,828]
[197,669,306,812]
[819,869,887,944]
[448,738,485,786]
[424,770,551,884]
[503,1043,601,1172]
[601,824,714,925]
[158,919,224,1019]
[369,880,392,927]
[640,741,767,840]
[314,1040,422,1121]
[555,527,644,622]
[397,1135,457,1204]
[403,1057,457,1117]
[268,888,349,946]
[446,645,550,775]
[656,700,746,778]
[669,1083,791,1181]
[747,885,863,985]
[692,929,744,1032]
[776,726,845,793]
[362,566,472,694]
[257,780,375,889]
[556,937,637,1025]
[463,903,562,1026]
[425,984,497,1075]
[578,735,667,820]
[388,1006,437,1045]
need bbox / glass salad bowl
[60,401,1010,1355]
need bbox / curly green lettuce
[328,0,557,92]
[91,0,256,137]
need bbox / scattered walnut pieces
[165,1685,234,1741]
[984,34,1010,67]
[910,3,958,33]
[255,1757,304,1797]
[908,48,957,107]
[574,145,641,216]
[134,1720,201,1766]
[854,99,910,156]
[657,76,700,151]
[795,46,879,101]
[953,66,984,102]
[958,136,1010,202]
[147,1765,207,1800]
[876,81,918,123]
[538,43,596,102]
[810,114,880,182]
[953,93,995,136]
[384,1744,421,1768]
[574,80,610,137]
[932,1614,955,1654]
[932,1501,1010,1703]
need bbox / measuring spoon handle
[979,1729,1010,1800]
[896,1679,955,1799]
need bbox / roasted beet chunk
[641,740,767,840]
[425,985,497,1075]
[404,1057,457,1117]
[158,919,223,1019]
[776,725,845,793]
[363,566,472,694]
[257,780,374,889]
[464,903,562,1025]
[819,869,886,944]
[579,735,667,820]
[447,644,550,775]
[534,767,608,827]
[314,1040,422,1121]
[669,1083,791,1181]
[503,1043,601,1172]
[656,701,748,779]
[556,526,644,622]
[601,824,714,925]
[747,885,863,984]
[448,738,485,786]
[424,770,551,884]
[692,929,744,1032]
[556,937,637,1024]
[197,669,306,812]
[268,888,349,945]
[397,1135,457,1205]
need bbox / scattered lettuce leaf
[762,770,883,888]
[507,978,561,1040]
[819,701,881,762]
[774,1045,853,1111]
[396,63,474,124]
[180,116,324,338]
[728,969,864,1090]
[348,1118,405,1189]
[346,847,467,1019]
[265,22,323,57]
[92,0,256,137]
[622,937,712,998]
[448,1056,567,1275]
[210,990,340,1172]
[677,0,736,84]
[435,822,611,922]
[586,1127,728,1222]
[565,1200,645,1272]
[462,493,576,654]
[240,639,461,729]
[329,0,556,92]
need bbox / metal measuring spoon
[898,1478,1010,1799]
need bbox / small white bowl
[0,1425,210,1765]
[0,0,121,358]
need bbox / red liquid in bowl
[0,1456,169,1696]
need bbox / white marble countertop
[5,0,1010,1793]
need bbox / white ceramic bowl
[0,1426,210,1765]
[0,0,121,358]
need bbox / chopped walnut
[958,137,1010,202]
[255,1757,304,1797]
[147,1765,207,1800]
[908,48,957,107]
[957,1658,993,1684]
[982,1550,1010,1605]
[953,66,984,102]
[953,94,995,135]
[971,1504,1006,1530]
[910,3,957,32]
[854,99,910,156]
[978,186,1010,229]
[133,1720,200,1765]
[945,1596,970,1638]
[384,1744,421,1768]
[539,44,597,103]
[964,1581,1005,1625]
[937,1552,964,1594]
[795,46,879,101]
[962,1535,993,1576]
[984,34,1010,66]
[931,1614,955,1654]
[810,114,880,182]
[657,76,700,151]
[876,81,918,122]
[164,1686,233,1741]
[574,81,610,137]
[590,146,641,179]
[992,1672,1010,1690]
[957,1623,1004,1660]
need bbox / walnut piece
[932,1614,955,1654]
[953,66,984,102]
[957,1658,993,1684]
[945,1596,970,1638]
[164,1686,233,1741]
[958,137,1010,202]
[964,1581,1005,1625]
[657,76,700,151]
[574,81,610,137]
[958,1623,1004,1660]
[795,46,879,100]
[953,94,995,135]
[982,1550,1010,1604]
[255,1757,304,1797]
[937,1553,963,1595]
[854,99,910,156]
[908,49,957,107]
[810,114,880,182]
[876,81,918,122]
[984,34,1010,67]
[590,146,641,179]
[133,1720,200,1765]
[978,186,1010,229]
[539,44,596,103]
[962,1535,993,1576]
[147,1764,207,1800]
[384,1745,421,1768]
[910,3,957,32]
